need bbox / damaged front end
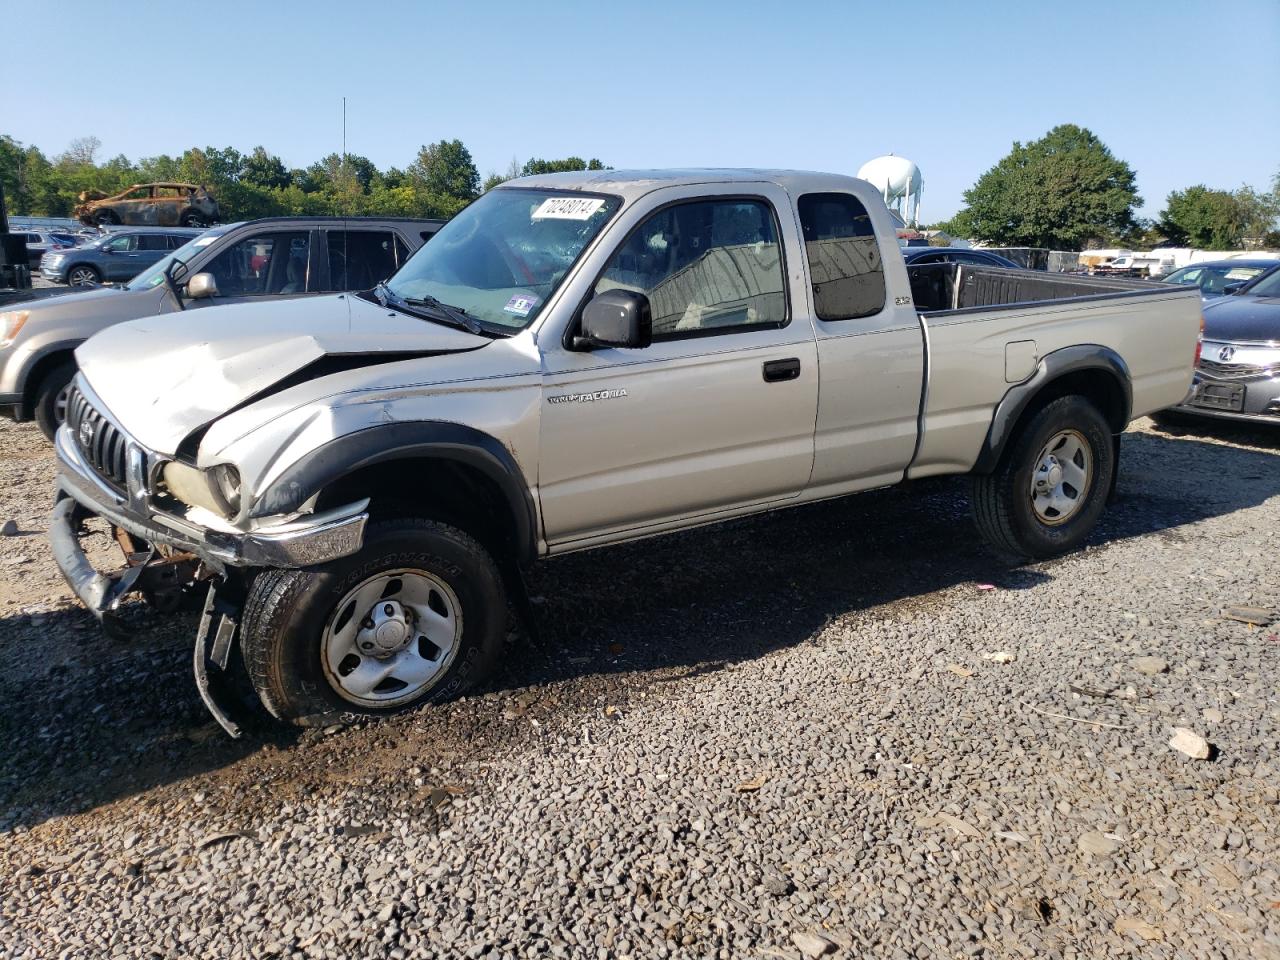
[50,378,368,737]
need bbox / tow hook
[194,579,248,738]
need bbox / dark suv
[2,217,444,437]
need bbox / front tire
[66,264,101,287]
[971,395,1115,560]
[240,518,506,727]
[33,361,76,441]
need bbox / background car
[902,246,1022,268]
[40,227,203,286]
[2,216,444,437]
[73,182,219,227]
[1161,259,1279,299]
[17,231,76,269]
[1171,266,1280,425]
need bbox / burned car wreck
[75,182,219,227]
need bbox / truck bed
[908,263,1166,315]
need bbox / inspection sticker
[503,294,539,316]
[532,197,605,220]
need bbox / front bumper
[51,424,369,618]
[1174,372,1280,425]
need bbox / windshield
[385,188,621,330]
[125,230,223,290]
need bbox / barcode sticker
[532,197,605,221]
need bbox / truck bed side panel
[909,288,1200,478]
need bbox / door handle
[762,358,801,383]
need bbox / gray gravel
[1,415,1278,959]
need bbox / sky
[7,0,1278,223]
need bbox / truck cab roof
[505,168,872,203]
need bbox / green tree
[407,139,479,214]
[242,146,290,190]
[1159,186,1246,248]
[947,124,1140,249]
[520,156,606,176]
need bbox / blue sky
[8,0,1278,222]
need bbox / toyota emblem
[78,419,95,448]
[1217,345,1236,362]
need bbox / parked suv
[41,227,204,287]
[1,217,443,437]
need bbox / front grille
[1197,357,1277,380]
[64,386,131,492]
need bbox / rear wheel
[971,395,1114,559]
[240,517,506,726]
[66,264,101,287]
[33,360,76,441]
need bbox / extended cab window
[797,193,885,320]
[326,230,397,291]
[201,232,310,296]
[595,198,786,338]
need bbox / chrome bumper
[53,424,369,578]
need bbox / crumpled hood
[1202,295,1280,344]
[76,293,487,453]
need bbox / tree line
[3,127,1276,251]
[0,134,606,223]
[934,124,1280,250]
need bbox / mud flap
[194,580,245,738]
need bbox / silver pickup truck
[49,170,1203,735]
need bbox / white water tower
[857,155,923,227]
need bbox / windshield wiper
[384,286,497,337]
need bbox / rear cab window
[797,193,886,320]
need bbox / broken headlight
[162,461,242,518]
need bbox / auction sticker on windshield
[504,294,539,316]
[532,197,606,220]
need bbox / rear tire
[240,517,506,727]
[33,361,76,441]
[971,395,1114,560]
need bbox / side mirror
[1221,281,1245,296]
[574,290,652,350]
[185,272,219,300]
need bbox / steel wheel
[67,266,99,287]
[320,568,463,708]
[1029,429,1093,525]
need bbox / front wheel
[33,361,77,441]
[240,518,507,726]
[66,264,101,287]
[970,395,1115,560]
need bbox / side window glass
[594,199,786,337]
[105,235,136,252]
[797,193,886,320]
[201,232,309,296]
[393,235,411,268]
[138,234,169,251]
[326,231,398,291]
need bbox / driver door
[537,187,819,550]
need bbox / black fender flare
[250,421,539,566]
[971,344,1132,474]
